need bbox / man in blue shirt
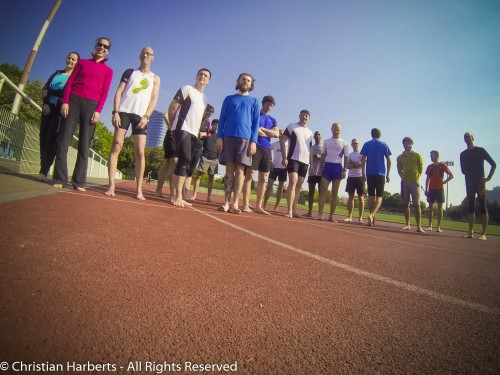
[361,128,392,227]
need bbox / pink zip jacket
[62,58,113,113]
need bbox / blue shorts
[322,162,342,182]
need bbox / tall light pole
[444,161,454,219]
[11,0,62,115]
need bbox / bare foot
[104,189,115,197]
[53,183,63,189]
[402,225,411,230]
[273,206,279,212]
[436,228,443,233]
[425,227,432,231]
[206,197,212,202]
[302,212,313,218]
[136,194,146,201]
[359,218,364,224]
[314,214,324,221]
[254,206,271,215]
[416,227,425,233]
[292,212,301,218]
[242,206,253,213]
[75,187,86,192]
[190,195,197,201]
[38,173,48,182]
[329,216,338,223]
[343,217,352,222]
[155,191,164,198]
[172,199,192,207]
[285,211,293,218]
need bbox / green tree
[91,122,113,157]
[117,136,135,179]
[0,63,43,125]
[145,147,164,179]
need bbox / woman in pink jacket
[53,37,113,191]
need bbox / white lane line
[63,191,500,315]
[190,206,500,316]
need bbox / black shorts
[163,130,178,159]
[287,159,309,178]
[187,142,203,177]
[427,188,444,204]
[366,175,385,197]
[251,145,272,172]
[466,181,487,214]
[174,129,198,177]
[118,112,147,136]
[307,175,322,184]
[345,176,365,196]
[269,168,287,182]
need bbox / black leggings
[174,129,197,177]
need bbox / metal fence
[0,106,114,178]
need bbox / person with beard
[216,73,260,213]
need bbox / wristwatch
[112,110,118,115]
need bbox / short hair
[235,72,255,92]
[205,104,214,112]
[197,68,212,78]
[300,109,311,117]
[68,51,80,60]
[211,119,219,124]
[262,95,275,105]
[371,128,381,138]
[95,36,111,49]
[464,132,474,141]
[430,150,439,159]
[402,136,413,144]
[314,131,321,136]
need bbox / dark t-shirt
[460,146,496,185]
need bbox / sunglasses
[96,42,110,50]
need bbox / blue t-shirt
[48,73,70,105]
[360,139,392,176]
[256,113,277,149]
[217,94,260,143]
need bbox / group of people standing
[38,39,496,240]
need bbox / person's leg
[328,179,341,222]
[263,178,275,209]
[207,174,214,202]
[43,108,62,178]
[232,164,245,212]
[71,100,98,190]
[39,110,50,176]
[427,202,434,230]
[172,131,193,207]
[53,98,81,188]
[436,203,443,232]
[133,134,146,200]
[105,128,127,197]
[222,162,236,212]
[156,158,169,197]
[345,194,354,221]
[191,170,202,200]
[275,181,285,211]
[242,167,254,212]
[358,194,365,223]
[480,213,489,240]
[403,204,411,229]
[307,181,315,216]
[315,178,330,220]
[291,176,305,217]
[286,172,298,218]
[167,157,178,197]
[255,171,270,215]
[415,204,424,232]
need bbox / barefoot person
[304,131,323,218]
[105,47,160,200]
[53,37,113,191]
[460,132,496,240]
[155,122,178,198]
[281,110,313,218]
[264,132,287,212]
[216,73,260,213]
[397,137,424,233]
[360,128,392,227]
[242,95,279,215]
[191,120,219,202]
[38,51,80,181]
[344,138,365,224]
[315,123,349,222]
[167,68,211,207]
[424,150,453,232]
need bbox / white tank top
[118,69,155,116]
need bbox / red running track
[1,180,499,374]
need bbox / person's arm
[342,155,349,179]
[396,155,403,178]
[483,150,497,183]
[166,99,181,127]
[137,75,161,129]
[280,131,289,167]
[361,155,367,182]
[111,81,126,129]
[425,175,430,193]
[247,99,260,157]
[92,66,114,123]
[259,126,279,138]
[444,167,454,184]
[386,156,392,183]
[61,61,81,118]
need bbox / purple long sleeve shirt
[63,58,113,113]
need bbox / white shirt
[322,137,348,164]
[347,151,363,178]
[171,85,207,136]
[271,141,287,169]
[285,122,313,165]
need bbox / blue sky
[1,0,499,205]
